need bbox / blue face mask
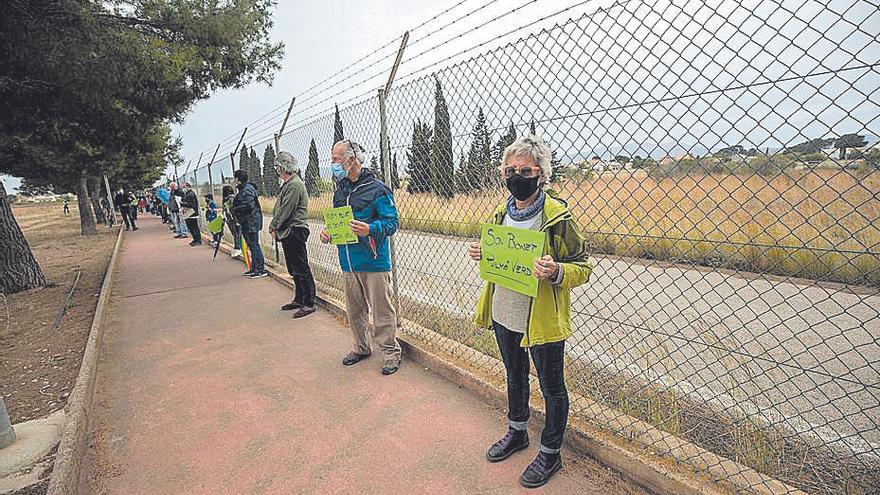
[331,162,347,182]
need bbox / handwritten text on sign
[324,206,358,245]
[479,224,546,297]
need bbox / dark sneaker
[281,302,302,311]
[519,452,562,489]
[132,227,139,231]
[486,428,530,463]
[189,241,202,246]
[342,352,371,366]
[174,234,187,238]
[381,361,401,375]
[292,307,316,319]
[242,270,255,277]
[248,271,268,279]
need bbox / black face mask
[505,174,541,201]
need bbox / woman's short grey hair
[334,139,366,164]
[501,134,553,181]
[274,151,300,174]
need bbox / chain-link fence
[181,0,879,493]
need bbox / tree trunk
[75,172,97,235]
[88,175,106,224]
[0,181,48,293]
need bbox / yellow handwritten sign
[479,224,546,297]
[324,206,358,245]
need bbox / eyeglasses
[502,165,542,179]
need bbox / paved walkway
[82,217,645,494]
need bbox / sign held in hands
[479,224,546,297]
[324,206,359,245]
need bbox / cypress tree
[262,144,277,196]
[305,138,320,197]
[431,77,454,198]
[405,119,433,194]
[333,104,345,144]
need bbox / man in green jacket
[270,151,316,319]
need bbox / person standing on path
[467,135,593,489]
[269,151,317,319]
[168,182,189,238]
[114,188,138,231]
[222,185,243,258]
[62,196,70,215]
[181,182,201,246]
[319,140,401,375]
[232,169,266,278]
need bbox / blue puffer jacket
[332,169,399,272]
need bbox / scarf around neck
[506,190,545,222]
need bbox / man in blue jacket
[320,140,401,375]
[232,169,267,279]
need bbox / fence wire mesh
[182,0,879,493]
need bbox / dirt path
[82,217,646,494]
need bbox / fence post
[102,174,116,227]
[378,88,401,324]
[377,32,409,326]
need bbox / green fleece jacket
[474,191,593,347]
[269,174,309,240]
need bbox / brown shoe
[292,307,316,319]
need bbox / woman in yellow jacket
[468,134,592,488]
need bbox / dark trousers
[120,207,136,230]
[493,321,569,451]
[280,227,316,307]
[185,218,201,243]
[241,230,264,273]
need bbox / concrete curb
[46,227,124,495]
[218,241,805,495]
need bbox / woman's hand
[534,255,559,280]
[320,229,331,244]
[468,242,481,261]
[350,220,370,236]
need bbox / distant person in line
[128,193,139,221]
[113,188,138,231]
[204,193,222,247]
[222,185,242,258]
[62,197,70,215]
[467,135,592,489]
[320,140,401,375]
[181,182,201,246]
[231,169,266,278]
[168,182,189,238]
[269,151,316,319]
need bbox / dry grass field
[263,169,880,286]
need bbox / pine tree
[333,104,345,144]
[305,138,320,197]
[391,152,400,190]
[431,77,454,198]
[463,108,491,194]
[249,147,263,195]
[490,121,517,189]
[405,119,433,194]
[238,144,249,177]
[262,144,277,196]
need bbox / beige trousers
[343,271,401,364]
